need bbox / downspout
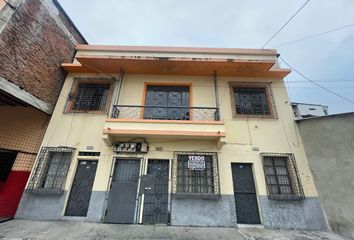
[116,68,125,105]
[213,71,220,120]
[109,68,125,118]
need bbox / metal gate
[231,163,261,224]
[65,160,98,216]
[105,159,140,224]
[142,160,169,224]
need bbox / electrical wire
[280,56,354,105]
[272,23,354,48]
[262,0,311,48]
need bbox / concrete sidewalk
[0,220,350,240]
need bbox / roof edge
[75,45,278,56]
[296,111,354,121]
[52,0,88,44]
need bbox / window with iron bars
[231,84,274,117]
[66,79,112,112]
[173,152,219,198]
[27,147,74,195]
[261,153,305,201]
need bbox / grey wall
[171,195,237,227]
[298,113,354,238]
[16,191,105,222]
[259,196,327,230]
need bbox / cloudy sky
[58,0,354,114]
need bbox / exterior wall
[0,0,85,219]
[297,113,354,238]
[17,51,327,230]
[0,106,49,217]
[0,0,86,112]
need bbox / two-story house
[16,45,328,230]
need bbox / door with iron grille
[65,160,98,216]
[232,163,261,224]
[105,159,140,223]
[142,160,169,224]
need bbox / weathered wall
[298,113,354,238]
[0,0,86,109]
[0,106,49,217]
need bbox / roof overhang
[62,45,291,78]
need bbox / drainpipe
[109,68,125,118]
[116,68,125,104]
[213,71,220,120]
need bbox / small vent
[78,152,100,157]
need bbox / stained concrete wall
[297,113,354,238]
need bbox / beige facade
[17,45,327,230]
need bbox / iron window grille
[229,82,277,118]
[0,149,18,191]
[172,152,220,198]
[66,79,113,112]
[78,151,100,157]
[261,153,305,201]
[27,147,74,195]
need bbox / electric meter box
[113,142,148,153]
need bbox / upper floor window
[261,153,305,201]
[229,82,276,118]
[66,79,113,113]
[143,84,190,120]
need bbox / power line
[262,0,311,48]
[272,23,354,48]
[279,56,354,104]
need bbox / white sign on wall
[187,155,206,170]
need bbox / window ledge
[26,189,64,196]
[173,193,220,200]
[268,195,305,201]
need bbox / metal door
[232,163,261,224]
[105,159,140,223]
[142,160,169,224]
[65,160,98,216]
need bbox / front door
[232,163,261,224]
[142,160,169,224]
[65,160,98,216]
[105,159,140,223]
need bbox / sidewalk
[0,219,350,240]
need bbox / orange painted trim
[105,118,224,125]
[103,129,226,137]
[76,44,278,56]
[140,82,193,119]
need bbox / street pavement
[0,219,351,240]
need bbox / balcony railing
[111,105,220,121]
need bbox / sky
[58,0,354,114]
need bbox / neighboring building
[16,45,327,231]
[297,113,354,238]
[0,0,86,220]
[291,102,328,119]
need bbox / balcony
[111,105,220,121]
[103,105,226,145]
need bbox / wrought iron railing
[111,105,220,121]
